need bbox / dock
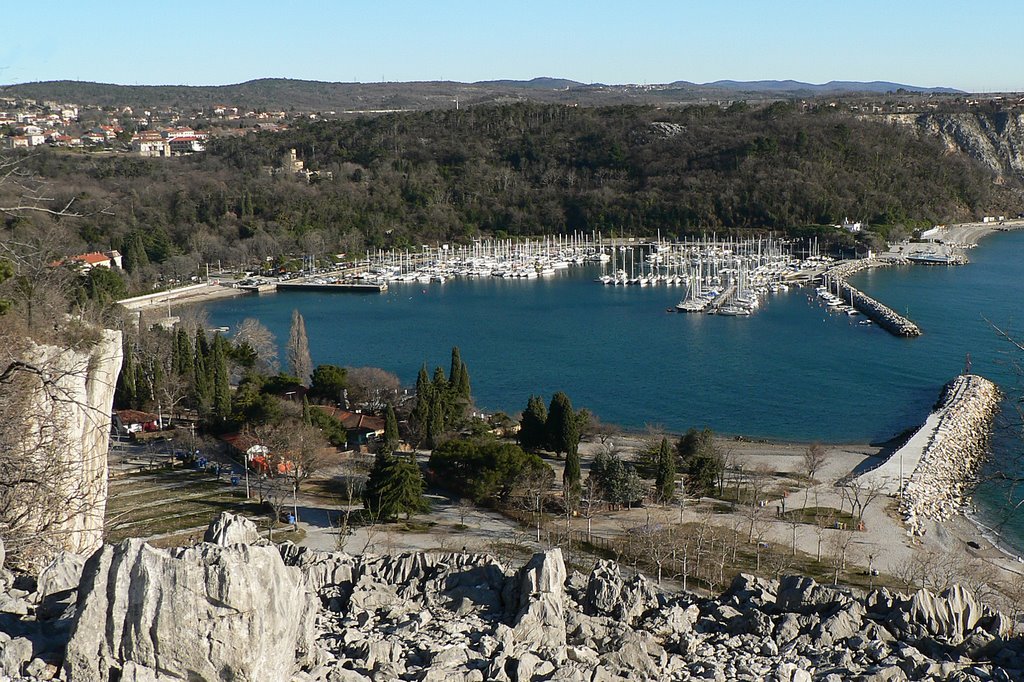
[707,284,737,312]
[823,259,921,337]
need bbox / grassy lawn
[105,469,258,544]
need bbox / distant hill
[703,80,963,95]
[0,77,966,112]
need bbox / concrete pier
[276,281,387,293]
[824,259,921,337]
[858,374,1000,536]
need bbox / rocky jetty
[824,259,921,337]
[0,513,1022,680]
[899,375,1001,535]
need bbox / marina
[199,228,1024,547]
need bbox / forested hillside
[3,103,1019,288]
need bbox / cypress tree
[518,395,548,452]
[457,360,471,402]
[192,346,211,414]
[383,403,400,455]
[547,392,579,458]
[211,333,231,422]
[432,366,452,428]
[116,341,138,409]
[174,327,194,377]
[564,446,581,510]
[411,364,432,445]
[194,328,211,363]
[427,398,444,449]
[301,396,312,426]
[654,437,676,504]
[448,346,463,390]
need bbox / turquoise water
[203,232,1024,543]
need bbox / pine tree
[654,437,676,504]
[547,392,579,458]
[383,403,400,455]
[286,309,313,386]
[363,451,394,518]
[411,364,432,445]
[518,395,548,452]
[363,452,428,521]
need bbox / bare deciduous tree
[234,317,278,374]
[345,366,401,412]
[802,442,827,508]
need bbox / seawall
[825,258,922,337]
[900,374,1000,535]
[861,375,1001,536]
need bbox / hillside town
[0,94,307,154]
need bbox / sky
[2,1,1020,92]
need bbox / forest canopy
[3,102,1019,290]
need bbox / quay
[823,259,921,337]
[276,281,388,293]
[857,374,1000,536]
[237,282,278,293]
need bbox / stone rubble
[0,513,1020,681]
[825,259,922,337]
[899,375,1000,535]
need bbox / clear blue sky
[3,1,1019,92]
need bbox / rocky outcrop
[63,537,316,682]
[276,546,1023,682]
[0,513,1021,681]
[876,112,1024,184]
[1,329,122,570]
[204,510,262,546]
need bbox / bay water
[202,232,1024,547]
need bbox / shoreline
[119,282,250,313]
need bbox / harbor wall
[118,283,210,310]
[898,374,1001,536]
[826,259,922,337]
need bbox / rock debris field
[0,512,1022,681]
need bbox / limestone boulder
[203,511,262,546]
[510,549,567,649]
[889,584,989,644]
[63,538,317,681]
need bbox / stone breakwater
[824,259,922,337]
[899,374,1001,536]
[1,513,1024,681]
